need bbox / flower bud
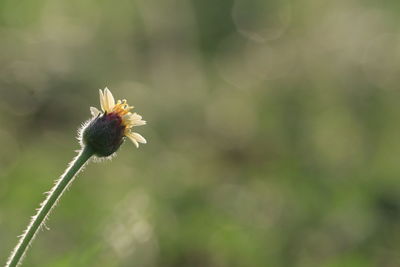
[80,87,147,157]
[82,113,125,157]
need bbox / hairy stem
[6,146,93,267]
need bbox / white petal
[122,114,132,121]
[121,114,145,127]
[104,87,115,111]
[99,89,105,112]
[134,120,146,126]
[127,134,139,148]
[90,107,101,117]
[131,113,142,120]
[131,132,147,144]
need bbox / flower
[94,87,147,147]
[81,87,146,157]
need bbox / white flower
[92,87,147,148]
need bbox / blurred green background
[2,0,400,266]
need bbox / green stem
[6,146,94,267]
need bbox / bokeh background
[1,0,400,266]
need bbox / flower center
[112,100,133,117]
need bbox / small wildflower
[82,87,147,157]
[6,87,148,267]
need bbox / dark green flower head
[82,113,125,157]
